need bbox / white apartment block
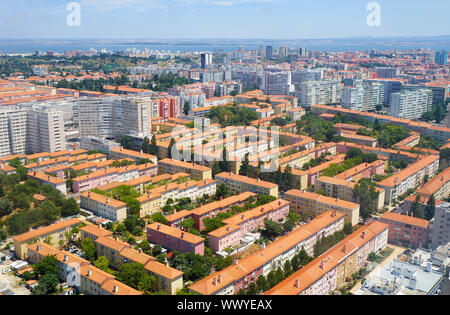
[26,108,66,154]
[389,89,433,120]
[261,69,293,96]
[342,81,384,112]
[77,96,152,139]
[299,80,342,109]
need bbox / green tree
[263,218,283,238]
[118,262,156,294]
[424,194,436,221]
[81,238,96,261]
[94,256,109,271]
[33,255,59,277]
[239,153,250,176]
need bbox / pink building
[336,160,386,182]
[137,163,158,177]
[379,212,429,249]
[207,199,290,253]
[147,222,205,255]
[72,168,118,193]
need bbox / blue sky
[1,0,449,39]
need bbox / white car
[2,268,12,274]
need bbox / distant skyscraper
[201,53,213,69]
[266,46,273,60]
[435,50,448,65]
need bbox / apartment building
[378,155,440,204]
[147,222,205,255]
[260,69,293,95]
[285,189,360,226]
[26,242,142,295]
[209,199,290,253]
[415,167,450,201]
[312,104,450,143]
[109,147,157,164]
[298,80,342,109]
[264,221,389,295]
[80,191,127,222]
[158,158,212,180]
[335,160,386,182]
[429,203,450,249]
[80,225,184,294]
[28,171,67,195]
[191,192,256,231]
[341,81,384,112]
[315,176,385,211]
[215,172,279,197]
[389,89,433,120]
[13,218,82,260]
[26,108,66,154]
[72,167,139,193]
[189,211,345,295]
[0,108,28,158]
[77,96,154,139]
[379,212,429,249]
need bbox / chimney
[63,255,68,263]
[113,285,118,293]
[87,268,92,277]
[47,175,51,181]
[157,224,161,230]
[294,278,300,288]
[181,232,184,239]
[213,277,217,286]
[342,245,347,253]
[362,231,366,239]
[106,198,110,203]
[261,243,266,249]
[138,248,143,254]
[320,260,325,270]
[88,191,91,197]
[234,258,239,266]
[241,214,245,220]
[36,242,40,251]
[218,275,222,284]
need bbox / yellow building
[215,172,279,197]
[158,158,212,180]
[136,193,163,218]
[13,218,82,260]
[79,225,184,295]
[285,189,360,226]
[26,242,142,295]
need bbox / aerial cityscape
[0,0,449,302]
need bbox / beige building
[285,189,360,226]
[80,191,127,222]
[158,158,212,180]
[26,242,142,295]
[315,176,385,211]
[79,225,184,295]
[13,218,82,260]
[215,172,279,197]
